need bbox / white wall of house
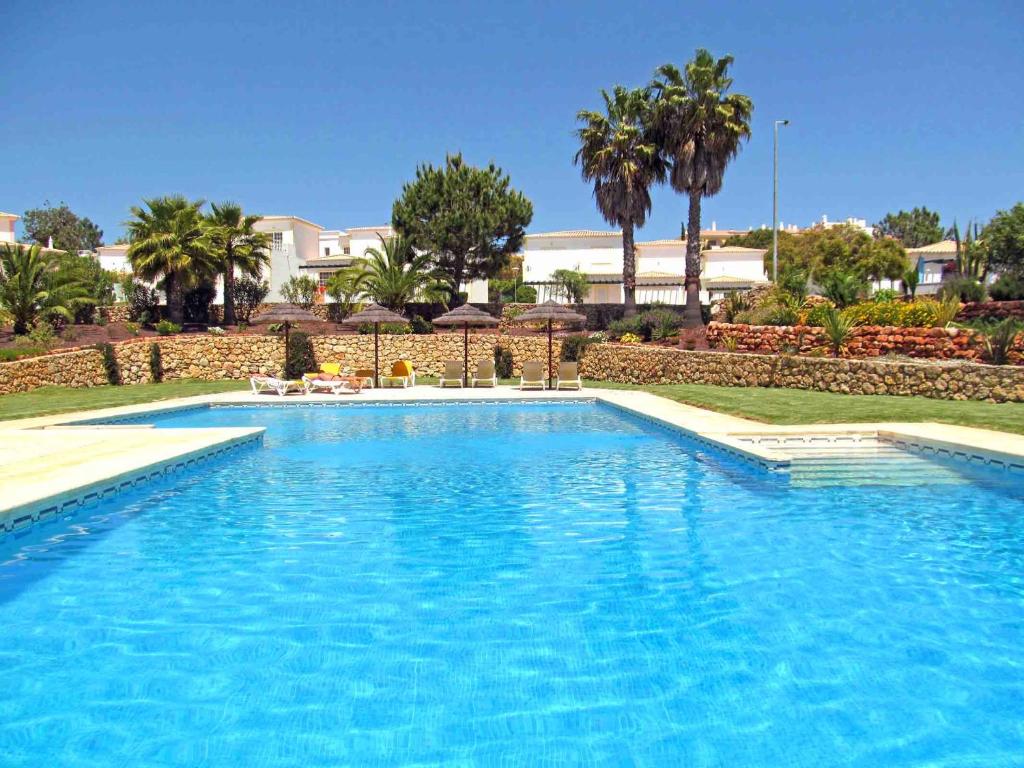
[0,213,18,244]
[253,216,324,302]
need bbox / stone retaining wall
[706,322,1023,363]
[0,333,562,395]
[580,343,1024,402]
[958,300,1024,321]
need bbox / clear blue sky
[2,0,1022,243]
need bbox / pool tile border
[0,430,263,538]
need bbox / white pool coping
[2,385,1024,533]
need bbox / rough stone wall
[580,343,1024,403]
[706,322,1023,363]
[958,300,1024,321]
[0,333,562,394]
[98,304,132,323]
[311,333,559,377]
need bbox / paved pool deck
[3,384,1024,531]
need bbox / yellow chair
[379,360,416,388]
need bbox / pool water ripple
[0,403,1022,766]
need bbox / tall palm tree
[125,196,217,324]
[354,234,447,311]
[206,202,270,325]
[0,243,91,334]
[575,86,665,316]
[652,50,753,327]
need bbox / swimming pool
[1,402,1022,766]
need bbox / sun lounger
[555,361,582,390]
[353,368,375,388]
[438,360,465,387]
[379,360,416,388]
[519,360,546,390]
[470,359,497,387]
[250,375,305,396]
[302,374,362,395]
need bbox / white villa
[521,229,769,305]
[0,212,19,244]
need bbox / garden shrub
[409,314,434,334]
[938,277,986,303]
[989,274,1024,301]
[95,342,121,385]
[149,343,163,382]
[719,291,750,323]
[871,288,901,303]
[182,281,217,323]
[233,277,270,323]
[619,332,643,344]
[821,308,856,358]
[981,318,1021,365]
[639,308,684,341]
[155,320,181,336]
[280,275,320,309]
[560,334,597,362]
[607,315,645,340]
[358,322,410,335]
[285,331,315,378]
[124,280,161,326]
[493,345,513,379]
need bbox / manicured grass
[588,380,1024,435]
[0,380,248,421]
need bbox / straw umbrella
[432,304,499,386]
[341,303,408,385]
[513,300,587,388]
[251,303,322,372]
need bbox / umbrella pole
[374,322,380,387]
[547,319,553,389]
[464,323,469,387]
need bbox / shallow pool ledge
[0,426,264,533]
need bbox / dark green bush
[285,331,315,378]
[988,274,1024,302]
[183,281,217,323]
[149,343,163,382]
[155,320,181,336]
[938,277,986,303]
[560,334,596,362]
[358,322,410,335]
[639,308,684,340]
[409,314,434,334]
[233,277,269,323]
[981,318,1021,365]
[124,280,161,326]
[494,345,513,379]
[607,315,646,340]
[95,342,121,385]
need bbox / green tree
[205,203,270,325]
[280,275,320,309]
[652,49,754,327]
[22,201,104,252]
[232,276,269,323]
[125,196,218,324]
[0,244,91,334]
[575,86,665,316]
[392,153,533,304]
[950,220,988,280]
[351,234,447,311]
[551,269,590,304]
[873,207,944,247]
[325,268,366,318]
[983,203,1024,277]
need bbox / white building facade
[0,212,18,244]
[522,230,769,305]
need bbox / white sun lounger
[555,361,582,390]
[519,360,546,390]
[302,375,361,395]
[250,375,305,396]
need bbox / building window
[324,247,330,256]
[343,246,350,255]
[318,272,332,289]
[269,232,283,250]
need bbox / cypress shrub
[149,342,163,383]
[493,345,513,379]
[285,331,315,378]
[95,343,121,385]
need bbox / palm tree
[206,202,270,325]
[125,196,218,324]
[353,234,447,311]
[575,86,665,316]
[652,50,753,327]
[0,244,90,334]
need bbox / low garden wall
[580,343,1024,403]
[706,322,1023,363]
[0,333,559,395]
[958,300,1024,321]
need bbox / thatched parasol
[251,303,322,364]
[432,304,499,386]
[513,301,587,388]
[341,304,408,385]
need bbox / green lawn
[2,377,1022,436]
[588,380,1024,435]
[0,379,248,422]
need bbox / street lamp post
[773,119,790,284]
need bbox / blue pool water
[1,403,1023,766]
